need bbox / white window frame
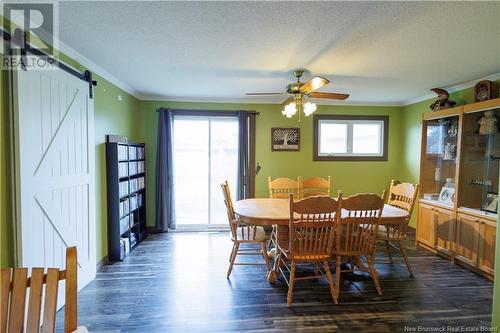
[314,115,389,161]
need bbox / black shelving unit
[106,141,147,261]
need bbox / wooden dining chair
[267,177,300,251]
[221,181,270,278]
[332,191,386,303]
[377,180,419,275]
[268,177,300,199]
[1,247,79,333]
[273,194,340,307]
[298,176,332,198]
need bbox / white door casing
[13,66,96,295]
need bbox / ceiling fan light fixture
[303,102,317,116]
[282,102,297,118]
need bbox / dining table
[233,198,410,225]
[233,198,410,283]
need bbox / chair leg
[367,255,382,296]
[268,252,281,283]
[261,242,271,272]
[385,240,393,262]
[334,255,341,304]
[227,243,239,279]
[287,261,296,307]
[399,242,413,276]
[268,225,276,249]
[322,261,337,305]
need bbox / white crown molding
[138,72,500,107]
[57,39,139,98]
[0,12,140,98]
[135,94,402,107]
[402,72,500,106]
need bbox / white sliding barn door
[13,67,96,294]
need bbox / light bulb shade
[303,102,317,116]
[282,102,297,118]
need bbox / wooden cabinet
[477,219,496,275]
[417,203,435,249]
[435,206,454,255]
[417,202,454,255]
[416,98,500,279]
[455,213,479,266]
[454,212,496,276]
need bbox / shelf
[128,172,145,178]
[119,206,143,219]
[118,172,144,181]
[419,198,454,210]
[118,158,145,163]
[458,207,497,222]
[119,188,145,200]
[106,141,147,262]
[120,229,130,237]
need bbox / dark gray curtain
[237,111,255,200]
[155,108,175,231]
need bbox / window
[313,115,389,161]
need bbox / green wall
[0,23,141,266]
[0,56,14,268]
[138,101,403,228]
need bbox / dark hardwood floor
[57,232,494,332]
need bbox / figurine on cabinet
[447,120,458,137]
[474,80,495,102]
[430,88,457,112]
[478,110,498,135]
[443,142,456,160]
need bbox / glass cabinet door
[459,107,500,216]
[421,115,459,207]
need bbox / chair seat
[377,225,388,238]
[235,225,268,242]
[377,225,406,240]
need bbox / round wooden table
[233,198,410,283]
[233,198,409,225]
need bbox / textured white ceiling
[58,1,500,105]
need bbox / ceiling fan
[245,69,350,118]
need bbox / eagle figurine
[430,88,456,112]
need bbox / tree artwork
[271,128,300,151]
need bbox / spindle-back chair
[221,181,270,278]
[377,180,419,275]
[332,192,386,303]
[298,176,331,198]
[274,194,340,307]
[0,247,78,333]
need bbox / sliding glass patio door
[173,115,238,228]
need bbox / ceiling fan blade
[245,92,285,96]
[281,96,294,107]
[299,76,330,94]
[308,92,350,100]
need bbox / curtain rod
[156,108,260,116]
[1,28,97,99]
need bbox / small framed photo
[271,128,300,151]
[438,187,455,205]
[481,192,498,214]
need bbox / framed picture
[438,187,455,205]
[481,192,498,214]
[271,128,300,151]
